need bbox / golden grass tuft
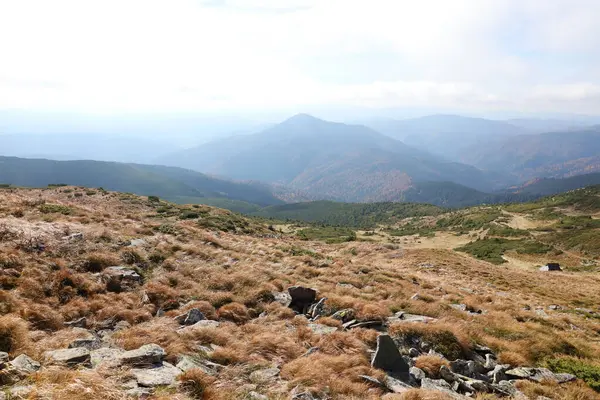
[217,302,250,324]
[0,315,30,354]
[414,354,450,378]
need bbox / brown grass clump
[356,303,391,321]
[414,355,450,378]
[382,389,454,399]
[217,302,250,324]
[20,304,65,331]
[389,322,471,360]
[29,368,124,400]
[180,301,217,320]
[178,368,216,399]
[497,351,528,367]
[81,253,120,272]
[0,315,30,354]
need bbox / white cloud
[0,0,599,113]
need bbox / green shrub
[296,226,356,244]
[39,204,72,215]
[148,195,160,203]
[180,211,200,220]
[456,238,553,264]
[545,357,600,391]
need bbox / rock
[248,391,268,400]
[535,308,549,318]
[64,317,87,328]
[68,337,101,350]
[273,291,292,307]
[410,366,426,381]
[421,378,468,399]
[487,364,510,384]
[188,319,220,329]
[331,309,355,323]
[359,374,385,388]
[307,297,327,319]
[118,344,166,367]
[385,375,413,393]
[548,304,561,311]
[249,367,280,384]
[450,359,485,378]
[10,354,40,372]
[371,334,410,375]
[175,355,217,375]
[44,347,91,366]
[387,311,437,325]
[506,367,576,383]
[174,308,205,325]
[344,320,384,330]
[102,266,142,292]
[408,348,420,358]
[90,348,124,368]
[0,351,8,362]
[288,286,317,313]
[439,365,459,382]
[484,354,497,370]
[132,362,182,387]
[129,238,147,247]
[63,232,84,241]
[307,323,337,335]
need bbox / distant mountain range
[157,114,514,201]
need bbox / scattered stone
[539,263,561,272]
[69,337,101,350]
[102,266,142,292]
[10,354,40,372]
[273,291,292,307]
[410,366,426,381]
[343,320,384,330]
[288,286,317,313]
[63,232,84,241]
[487,364,509,384]
[128,238,147,247]
[421,378,468,399]
[176,355,217,375]
[132,362,182,387]
[484,354,497,370]
[408,348,420,358]
[385,375,413,393]
[331,309,355,323]
[307,297,327,319]
[534,308,549,318]
[0,351,8,362]
[174,308,205,325]
[64,317,87,328]
[248,391,268,400]
[249,367,280,384]
[118,344,166,367]
[44,347,91,366]
[440,365,460,383]
[307,323,337,335]
[548,304,562,311]
[387,311,437,325]
[371,334,410,375]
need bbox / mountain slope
[364,114,526,161]
[463,127,600,179]
[0,156,282,207]
[158,114,513,201]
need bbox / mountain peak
[281,113,325,125]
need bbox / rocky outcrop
[43,347,91,367]
[118,344,166,367]
[371,334,410,375]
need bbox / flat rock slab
[371,334,410,375]
[506,367,576,383]
[44,347,90,366]
[91,348,125,368]
[307,323,337,335]
[421,378,469,399]
[132,362,182,387]
[176,355,217,375]
[118,344,165,367]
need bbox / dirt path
[502,211,540,230]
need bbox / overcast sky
[1,0,600,115]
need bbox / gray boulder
[44,347,91,366]
[69,337,101,350]
[249,367,280,384]
[132,362,182,387]
[102,266,142,292]
[487,364,510,384]
[371,334,410,375]
[64,317,87,328]
[506,367,576,383]
[421,378,468,399]
[288,286,317,313]
[91,347,125,368]
[175,355,218,375]
[118,344,166,367]
[10,354,40,372]
[331,309,355,323]
[0,351,8,362]
[174,308,205,325]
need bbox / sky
[1,0,600,115]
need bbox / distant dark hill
[158,114,513,201]
[0,156,283,208]
[364,114,526,161]
[462,127,600,179]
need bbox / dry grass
[414,354,450,378]
[1,187,600,397]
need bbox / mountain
[364,114,526,161]
[158,114,514,201]
[0,156,282,208]
[462,127,600,179]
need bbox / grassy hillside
[1,187,600,398]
